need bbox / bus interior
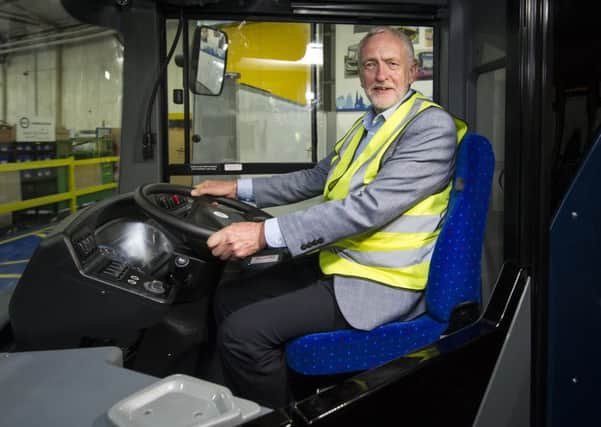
[0,0,600,426]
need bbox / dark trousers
[213,254,350,408]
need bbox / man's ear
[408,60,418,84]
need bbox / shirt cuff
[264,218,287,248]
[236,178,254,202]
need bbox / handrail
[0,156,119,215]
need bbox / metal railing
[0,156,119,215]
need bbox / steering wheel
[133,183,272,240]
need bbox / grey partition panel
[473,278,530,427]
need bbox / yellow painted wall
[222,22,311,105]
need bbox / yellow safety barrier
[0,156,119,215]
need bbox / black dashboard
[9,190,225,353]
[60,192,221,304]
[8,186,279,372]
[52,188,275,304]
[81,218,177,301]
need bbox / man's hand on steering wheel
[191,180,237,199]
[135,183,287,266]
[208,221,267,260]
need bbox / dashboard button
[144,280,165,294]
[174,256,189,268]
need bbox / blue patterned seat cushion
[286,315,447,375]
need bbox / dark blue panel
[548,131,601,426]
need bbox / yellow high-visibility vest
[319,92,468,290]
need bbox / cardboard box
[55,126,72,141]
[75,164,102,189]
[0,170,21,228]
[0,125,15,143]
[0,170,21,204]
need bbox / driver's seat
[285,132,495,376]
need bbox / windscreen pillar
[62,0,165,191]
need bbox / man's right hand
[191,180,237,198]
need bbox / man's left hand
[207,222,266,260]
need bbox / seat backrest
[426,132,495,323]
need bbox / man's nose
[375,63,387,81]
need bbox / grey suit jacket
[252,99,458,330]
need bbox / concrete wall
[0,33,123,133]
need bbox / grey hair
[357,26,415,64]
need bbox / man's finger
[207,231,222,249]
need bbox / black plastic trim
[168,162,315,175]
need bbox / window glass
[476,68,506,305]
[166,21,434,181]
[0,17,123,236]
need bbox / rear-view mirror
[190,25,228,96]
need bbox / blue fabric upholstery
[286,133,495,375]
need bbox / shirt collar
[363,89,415,130]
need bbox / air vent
[73,233,97,261]
[101,260,126,279]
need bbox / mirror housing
[190,25,228,96]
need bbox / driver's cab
[5,0,589,425]
[3,6,509,422]
[2,5,510,422]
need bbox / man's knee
[218,307,283,367]
[217,310,260,365]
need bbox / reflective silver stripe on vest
[333,239,436,269]
[379,213,446,234]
